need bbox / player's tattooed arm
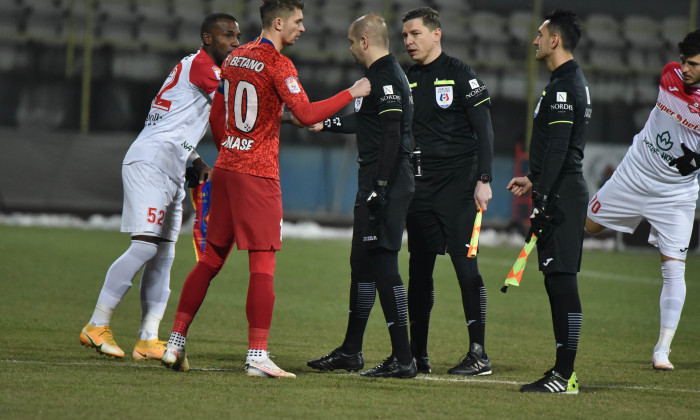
[281,111,305,127]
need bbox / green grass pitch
[0,225,698,419]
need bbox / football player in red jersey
[162,0,370,378]
[79,14,240,361]
[586,30,700,372]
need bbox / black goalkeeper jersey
[406,52,492,172]
[355,53,413,167]
[528,59,592,196]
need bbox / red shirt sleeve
[190,49,221,96]
[271,59,309,108]
[289,90,353,126]
[270,57,353,125]
[209,87,226,151]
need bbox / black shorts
[536,173,589,274]
[406,165,478,255]
[352,158,414,251]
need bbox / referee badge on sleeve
[354,97,363,112]
[435,86,453,108]
[534,90,545,118]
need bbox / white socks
[655,259,686,352]
[247,349,267,363]
[91,240,158,326]
[89,302,113,327]
[139,314,163,341]
[167,332,187,351]
[138,241,175,340]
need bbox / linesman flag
[468,207,483,258]
[501,233,538,293]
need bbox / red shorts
[206,168,282,251]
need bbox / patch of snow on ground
[0,213,615,250]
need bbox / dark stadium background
[0,0,697,240]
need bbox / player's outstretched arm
[348,77,371,98]
[289,77,370,127]
[307,76,368,132]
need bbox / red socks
[247,251,276,350]
[171,247,276,351]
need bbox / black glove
[527,192,552,243]
[669,143,700,176]
[185,166,200,188]
[366,179,388,213]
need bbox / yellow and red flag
[502,233,537,293]
[467,207,483,258]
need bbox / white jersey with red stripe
[588,62,700,258]
[620,62,700,195]
[123,48,221,182]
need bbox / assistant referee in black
[401,7,494,376]
[307,13,417,378]
[507,9,592,394]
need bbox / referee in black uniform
[507,9,592,394]
[401,8,494,376]
[307,13,417,378]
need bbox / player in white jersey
[79,14,241,360]
[586,30,700,371]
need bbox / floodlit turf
[1,225,698,419]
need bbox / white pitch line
[3,359,698,393]
[579,269,659,285]
[1,359,240,372]
[419,375,519,385]
[417,374,700,393]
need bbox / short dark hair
[402,7,441,31]
[679,29,700,58]
[544,9,581,51]
[201,13,237,42]
[260,0,304,29]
